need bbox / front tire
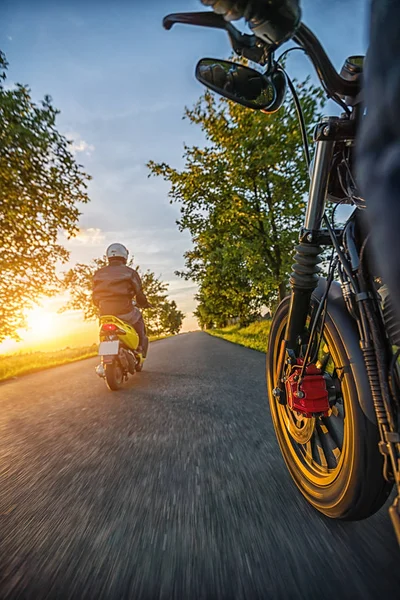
[105,361,124,391]
[266,296,391,520]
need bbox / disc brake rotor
[283,408,316,444]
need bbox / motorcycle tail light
[101,323,126,334]
[102,323,118,331]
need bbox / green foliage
[158,300,185,335]
[62,257,106,320]
[148,77,325,328]
[207,320,272,353]
[0,51,91,341]
[62,256,184,336]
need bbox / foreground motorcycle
[95,315,145,391]
[164,10,400,542]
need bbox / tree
[158,300,185,335]
[0,51,90,340]
[62,256,184,336]
[148,77,324,327]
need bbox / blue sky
[1,0,368,339]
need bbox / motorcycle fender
[118,348,130,372]
[312,278,377,425]
[102,355,114,365]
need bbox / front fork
[275,137,335,392]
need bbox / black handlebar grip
[163,11,226,31]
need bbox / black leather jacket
[92,262,150,316]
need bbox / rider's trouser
[117,308,148,356]
[357,0,400,323]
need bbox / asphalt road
[0,332,398,599]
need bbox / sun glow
[0,293,99,356]
[25,307,55,338]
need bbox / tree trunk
[278,281,288,302]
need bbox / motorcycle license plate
[98,341,119,356]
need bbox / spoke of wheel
[313,427,328,471]
[319,352,331,373]
[330,404,339,417]
[320,422,328,435]
[334,366,346,382]
[317,421,341,467]
[304,440,313,466]
[322,414,342,450]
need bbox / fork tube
[304,140,335,230]
[285,139,335,351]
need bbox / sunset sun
[25,307,54,338]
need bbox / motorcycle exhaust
[95,364,106,378]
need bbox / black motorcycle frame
[279,107,400,543]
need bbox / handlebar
[293,24,359,98]
[163,11,360,98]
[163,11,226,31]
[163,11,270,64]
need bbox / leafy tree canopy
[148,75,324,327]
[0,51,91,340]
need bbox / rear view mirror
[195,59,276,110]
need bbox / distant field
[207,321,271,353]
[0,345,98,382]
[0,335,170,382]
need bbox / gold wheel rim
[273,315,352,487]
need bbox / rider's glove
[200,0,253,21]
[200,0,301,48]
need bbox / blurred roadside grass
[0,335,169,382]
[0,345,98,382]
[207,321,271,353]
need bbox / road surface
[0,332,398,599]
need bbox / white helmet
[106,243,129,262]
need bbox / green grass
[0,345,99,382]
[0,334,171,383]
[207,321,271,353]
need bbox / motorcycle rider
[92,243,151,356]
[201,0,400,326]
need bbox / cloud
[69,139,95,155]
[65,131,95,156]
[69,227,105,246]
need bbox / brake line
[297,255,338,386]
[283,70,311,170]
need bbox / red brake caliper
[285,359,330,418]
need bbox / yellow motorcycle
[95,315,145,391]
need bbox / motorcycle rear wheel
[266,296,391,520]
[105,361,124,391]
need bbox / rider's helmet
[106,243,129,264]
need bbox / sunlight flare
[25,307,54,338]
